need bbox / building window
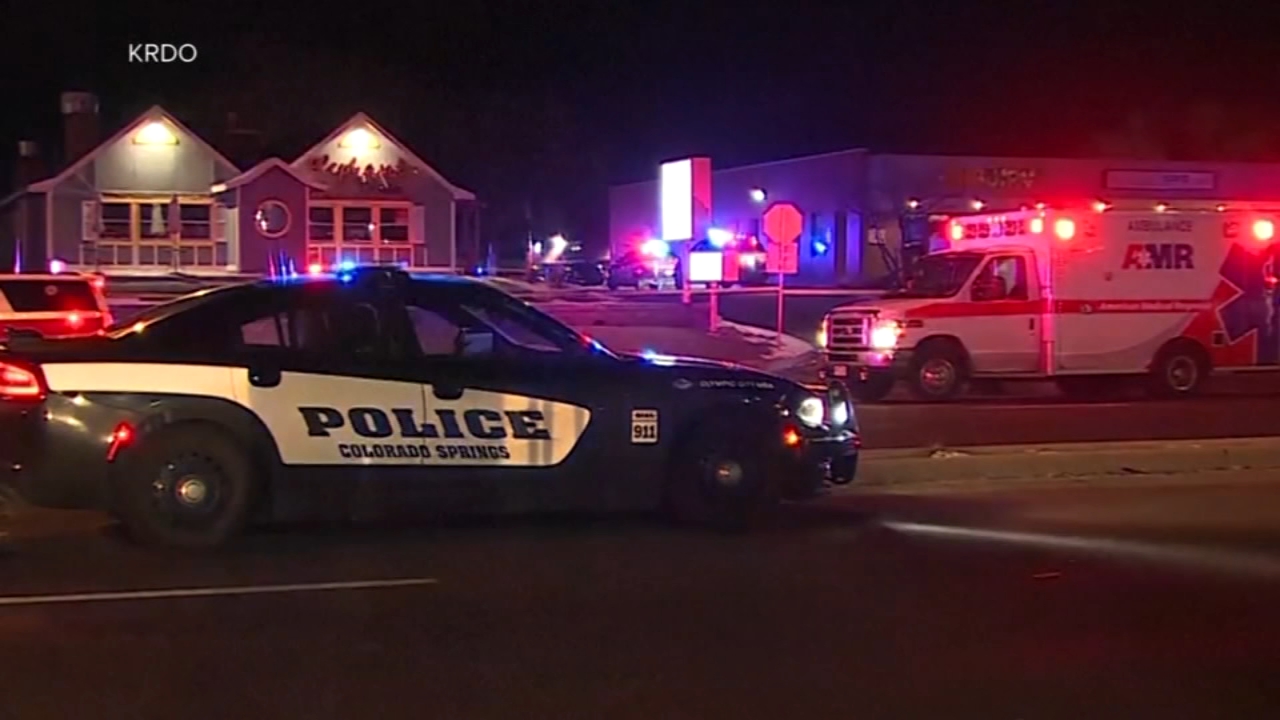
[83,197,225,270]
[181,204,212,239]
[255,200,291,238]
[100,203,131,239]
[96,200,213,242]
[305,201,420,268]
[380,207,410,242]
[309,207,335,241]
[138,203,169,239]
[341,207,374,242]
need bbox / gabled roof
[213,157,325,192]
[27,105,241,192]
[291,112,476,201]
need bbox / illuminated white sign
[1104,170,1216,191]
[687,251,723,283]
[660,159,693,241]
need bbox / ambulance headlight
[796,396,825,428]
[869,321,901,350]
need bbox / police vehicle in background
[0,266,859,548]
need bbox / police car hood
[617,352,801,391]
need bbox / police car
[0,266,858,548]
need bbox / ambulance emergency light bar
[947,202,1279,245]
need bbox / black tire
[114,424,257,549]
[664,423,781,532]
[1148,343,1209,398]
[849,374,895,403]
[908,342,967,401]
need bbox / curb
[856,436,1280,487]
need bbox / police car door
[392,283,618,512]
[232,282,431,482]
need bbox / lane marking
[0,578,438,608]
[884,520,1280,579]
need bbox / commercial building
[0,92,476,276]
[610,150,1280,286]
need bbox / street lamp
[749,187,767,204]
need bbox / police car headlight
[831,399,850,427]
[796,396,825,428]
[869,321,901,350]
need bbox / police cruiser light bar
[0,270,860,548]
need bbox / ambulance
[819,201,1280,401]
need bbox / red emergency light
[1029,217,1045,234]
[1254,219,1275,241]
[949,222,963,241]
[1054,218,1076,241]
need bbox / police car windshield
[485,291,616,357]
[894,252,983,298]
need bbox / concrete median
[855,436,1280,487]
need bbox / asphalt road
[2,471,1280,719]
[859,393,1280,449]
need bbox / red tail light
[106,422,134,462]
[0,359,47,402]
[66,312,83,329]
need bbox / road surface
[1,470,1279,719]
[859,393,1280,448]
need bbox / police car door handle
[247,362,281,388]
[431,383,464,400]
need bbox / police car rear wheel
[665,427,779,531]
[117,426,255,550]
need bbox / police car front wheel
[664,426,780,531]
[115,425,257,550]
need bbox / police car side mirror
[461,331,494,356]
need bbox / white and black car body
[0,267,859,547]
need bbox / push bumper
[777,380,861,499]
[820,349,913,383]
[777,430,860,499]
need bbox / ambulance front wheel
[908,342,968,401]
[1149,342,1209,398]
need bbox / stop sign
[762,202,803,245]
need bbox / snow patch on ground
[584,322,817,372]
[718,320,817,362]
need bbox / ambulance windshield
[894,252,984,298]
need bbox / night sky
[3,0,1277,244]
